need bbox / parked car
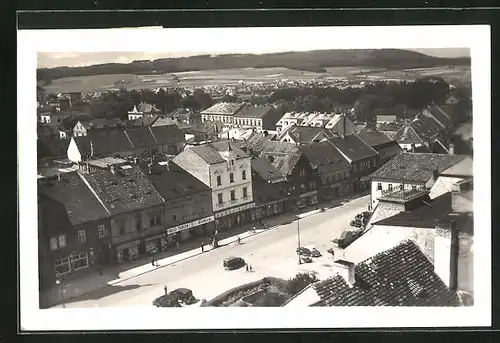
[296,247,311,257]
[169,288,196,304]
[350,219,363,228]
[300,255,313,263]
[223,256,246,270]
[304,245,322,258]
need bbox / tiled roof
[411,119,439,140]
[37,123,60,137]
[83,118,124,129]
[125,126,158,147]
[127,115,160,127]
[376,122,404,132]
[137,102,161,113]
[425,106,452,128]
[149,125,184,145]
[38,137,70,159]
[234,105,274,118]
[393,123,424,144]
[81,166,164,215]
[312,240,460,306]
[373,140,403,161]
[141,162,210,200]
[190,140,249,165]
[201,102,245,115]
[357,129,393,147]
[415,114,443,134]
[152,117,177,127]
[370,153,467,183]
[251,157,285,181]
[236,132,277,155]
[38,171,109,226]
[286,126,337,143]
[327,134,379,162]
[299,141,351,174]
[437,104,463,124]
[259,141,302,176]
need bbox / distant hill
[37,49,471,82]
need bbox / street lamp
[289,191,302,265]
[55,271,65,308]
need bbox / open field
[41,66,471,94]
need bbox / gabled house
[279,125,337,145]
[324,114,356,135]
[67,125,185,162]
[368,152,471,208]
[139,160,214,249]
[79,165,165,264]
[127,102,161,121]
[421,105,453,130]
[200,102,246,124]
[259,141,320,210]
[326,134,379,193]
[173,140,254,231]
[275,112,309,133]
[233,105,281,131]
[299,240,461,307]
[299,141,352,202]
[375,122,404,140]
[250,157,288,220]
[357,129,402,167]
[73,118,124,137]
[38,171,112,289]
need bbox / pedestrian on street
[150,255,155,266]
[176,241,180,250]
[164,285,168,295]
[201,242,204,252]
[245,263,249,272]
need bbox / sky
[37,48,470,69]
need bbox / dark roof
[141,163,210,200]
[426,106,452,128]
[201,102,245,115]
[126,115,159,127]
[37,124,60,137]
[74,125,184,156]
[415,114,443,133]
[233,105,274,118]
[286,126,337,143]
[370,152,467,182]
[190,140,249,165]
[38,171,109,226]
[312,240,460,306]
[236,132,276,155]
[376,122,404,133]
[137,102,161,113]
[259,141,302,176]
[357,129,393,147]
[411,119,440,140]
[81,166,164,215]
[38,137,70,159]
[83,118,124,129]
[299,142,350,174]
[374,192,473,234]
[327,134,378,162]
[374,140,403,161]
[251,157,285,181]
[437,104,463,124]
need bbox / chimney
[333,259,355,287]
[449,143,455,155]
[410,143,416,153]
[110,165,115,175]
[449,220,459,292]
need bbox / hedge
[201,278,268,307]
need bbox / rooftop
[234,105,274,118]
[299,141,351,174]
[327,134,379,162]
[312,240,460,307]
[81,166,164,215]
[393,123,424,144]
[251,157,286,182]
[87,157,128,169]
[378,188,430,203]
[201,102,245,115]
[286,126,337,144]
[370,153,468,183]
[189,140,249,165]
[376,122,404,132]
[259,141,302,176]
[357,129,393,147]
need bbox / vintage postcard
[18,25,490,330]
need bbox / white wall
[210,158,253,212]
[370,180,424,207]
[67,137,82,163]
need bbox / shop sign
[116,240,141,250]
[300,190,317,198]
[145,233,166,242]
[167,215,215,235]
[215,202,255,218]
[256,198,284,208]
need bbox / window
[230,173,234,183]
[77,230,86,243]
[400,184,404,190]
[150,217,155,227]
[98,225,107,238]
[54,257,71,274]
[242,170,247,180]
[412,185,417,190]
[200,203,205,212]
[217,175,222,186]
[377,183,382,191]
[50,234,67,251]
[136,218,142,231]
[353,164,357,172]
[345,171,349,178]
[310,181,315,189]
[243,187,248,198]
[367,160,371,168]
[172,214,177,221]
[229,160,235,167]
[299,169,305,177]
[388,184,393,191]
[218,193,223,204]
[334,174,339,181]
[70,252,89,271]
[230,190,236,201]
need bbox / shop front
[116,239,141,264]
[253,199,286,220]
[144,233,167,254]
[166,215,215,245]
[298,190,318,208]
[214,202,255,231]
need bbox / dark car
[296,247,311,257]
[223,256,246,270]
[169,288,196,304]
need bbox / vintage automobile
[169,288,196,304]
[296,247,311,257]
[223,256,246,271]
[304,245,322,258]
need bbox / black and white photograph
[18,25,490,330]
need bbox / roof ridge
[123,129,135,149]
[77,172,111,215]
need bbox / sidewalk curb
[52,193,370,306]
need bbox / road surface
[59,195,369,308]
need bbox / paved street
[56,195,369,308]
